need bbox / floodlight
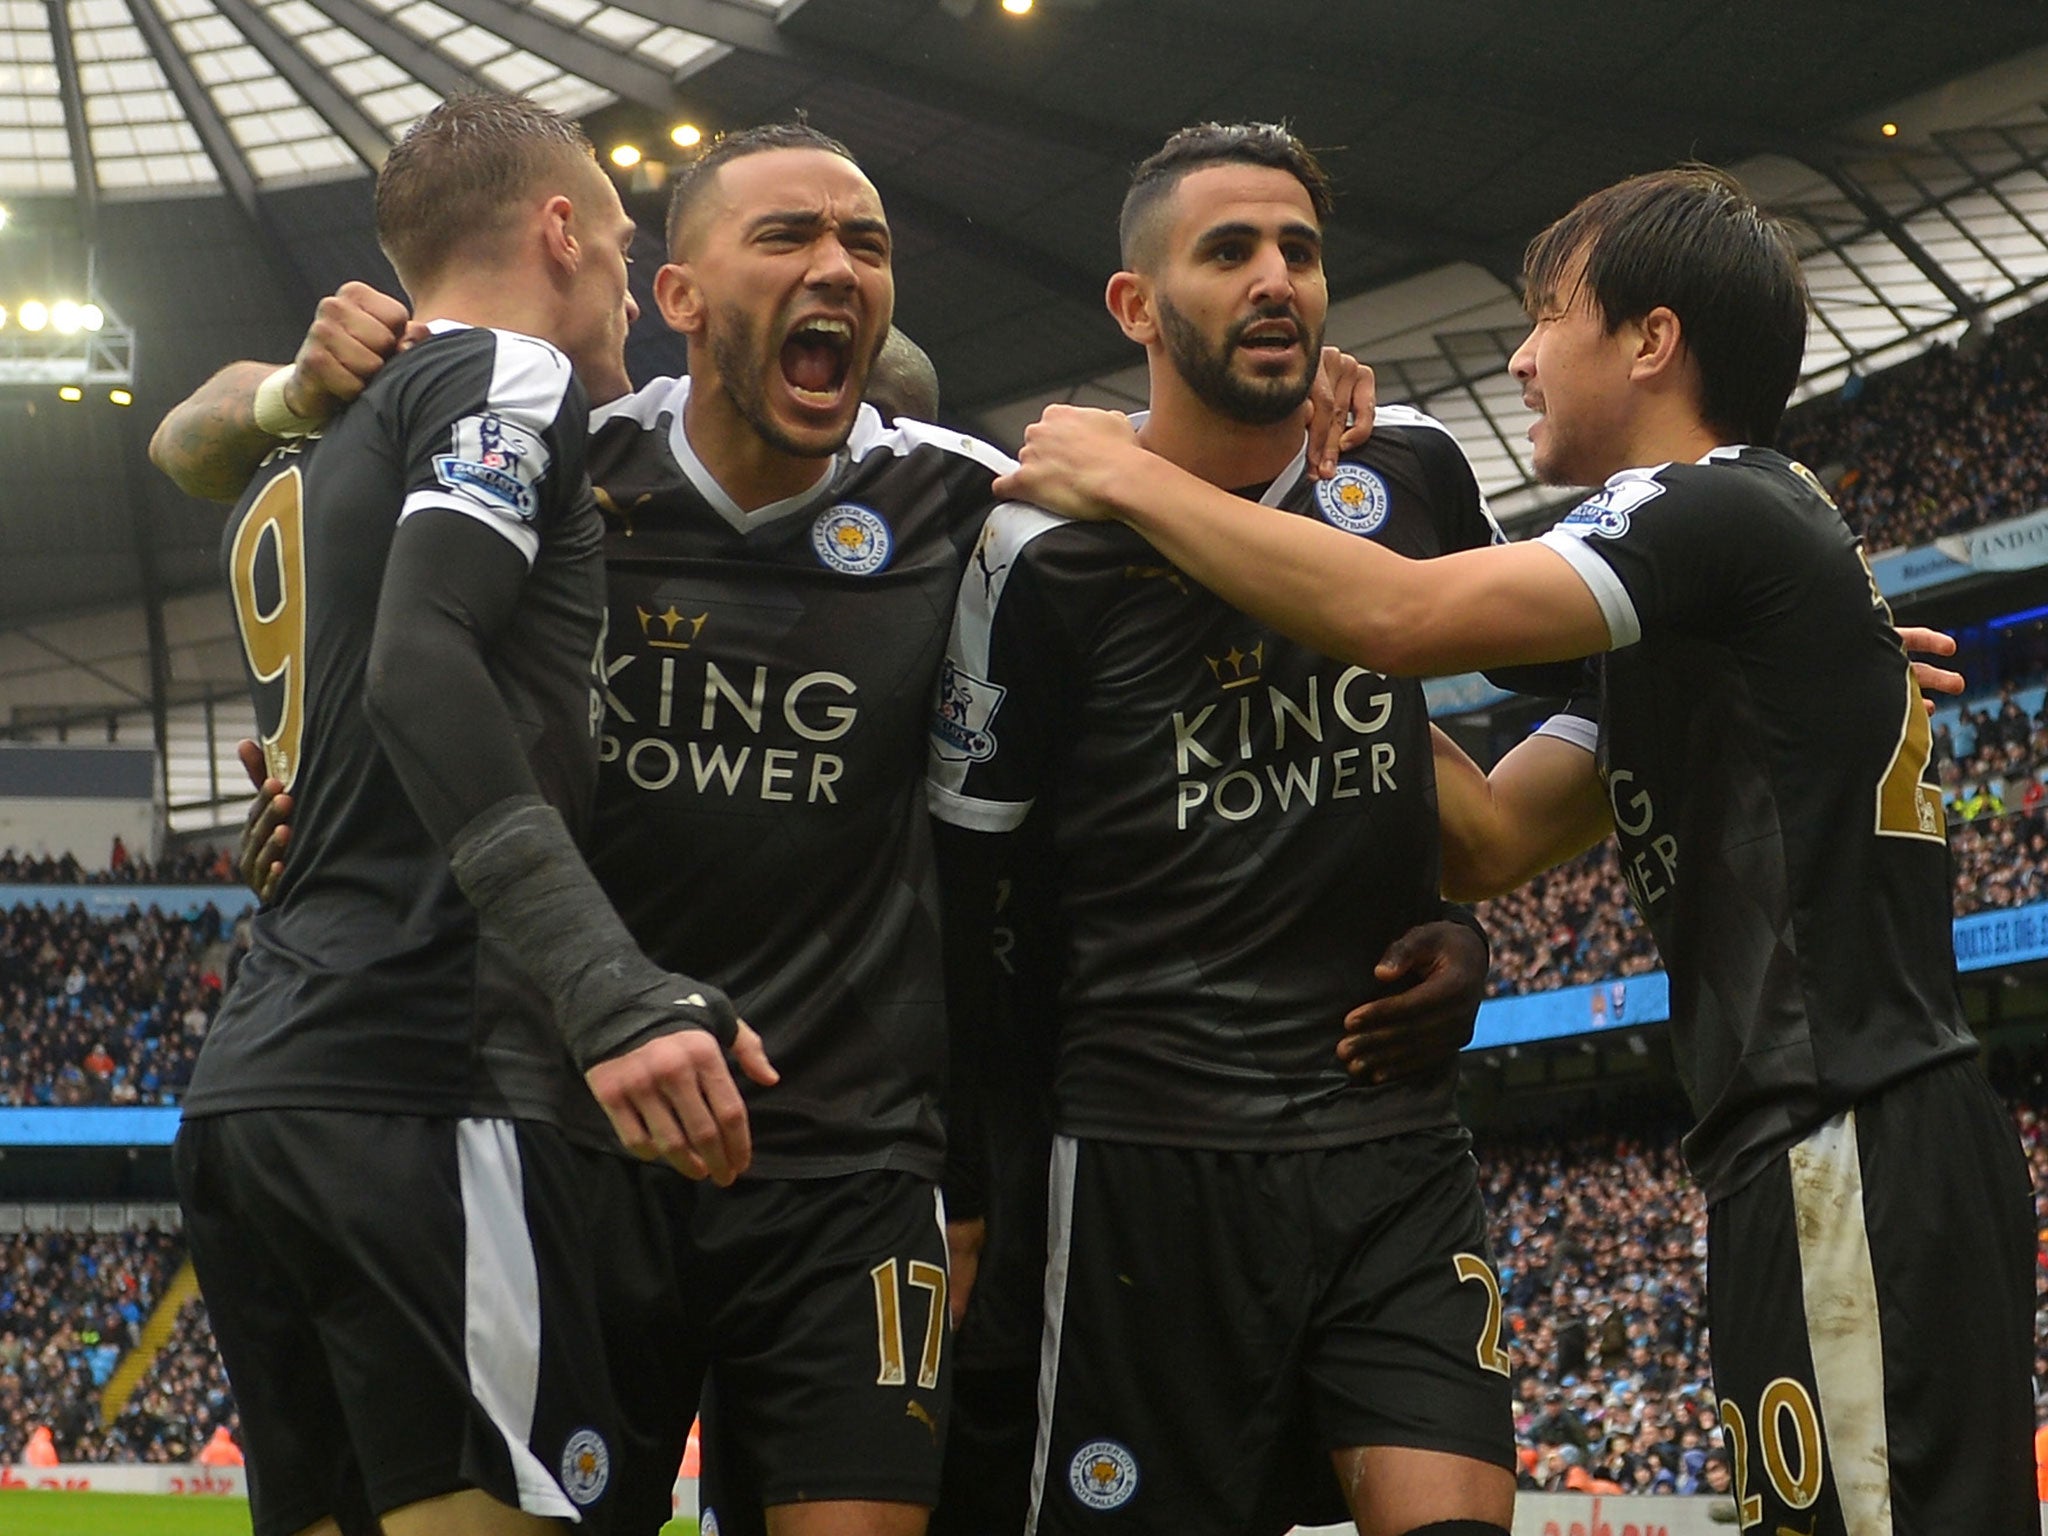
[671,124,702,149]
[611,144,642,169]
[109,388,132,406]
[58,385,81,401]
[1002,0,1033,13]
[18,300,46,332]
[81,305,103,332]
[51,300,81,335]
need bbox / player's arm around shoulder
[997,404,1612,677]
[148,282,420,503]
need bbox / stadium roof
[2,0,2048,827]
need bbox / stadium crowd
[1780,300,2048,555]
[1475,844,1662,997]
[94,1295,239,1464]
[0,900,240,1107]
[1482,1125,1727,1493]
[0,1230,186,1463]
[0,845,237,886]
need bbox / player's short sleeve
[394,330,586,569]
[1535,463,1776,650]
[1534,693,1600,755]
[926,504,1071,834]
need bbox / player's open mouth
[779,316,856,407]
[1235,319,1300,354]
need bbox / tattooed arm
[148,282,419,503]
[148,361,293,503]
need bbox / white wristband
[252,366,325,439]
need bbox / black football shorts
[1704,1056,2037,1536]
[1027,1128,1513,1535]
[638,1168,954,1536]
[175,1110,630,1536]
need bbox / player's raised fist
[286,282,419,422]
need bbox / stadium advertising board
[1868,501,2048,598]
[0,1463,244,1496]
[1469,899,2041,1050]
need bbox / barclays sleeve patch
[1552,475,1666,540]
[433,412,550,522]
[930,658,1007,763]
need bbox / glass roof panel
[0,5,75,193]
[71,0,218,191]
[149,0,361,183]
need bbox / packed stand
[1779,301,2048,555]
[0,900,243,1107]
[1475,843,1660,997]
[0,842,238,886]
[93,1295,240,1464]
[1478,1124,1731,1493]
[0,1230,183,1462]
[1935,676,2048,916]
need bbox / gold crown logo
[637,605,708,650]
[1205,642,1264,689]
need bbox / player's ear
[1105,270,1156,346]
[654,262,704,336]
[1629,306,1686,384]
[540,194,579,277]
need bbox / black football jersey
[585,377,1013,1179]
[927,409,1504,1150]
[188,324,609,1138]
[1537,445,1975,1202]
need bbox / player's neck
[1137,394,1305,494]
[410,283,560,353]
[681,378,836,511]
[1593,410,1730,483]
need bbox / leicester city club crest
[1067,1439,1139,1510]
[812,502,893,575]
[559,1428,610,1506]
[1315,464,1391,537]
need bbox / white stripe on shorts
[1024,1134,1080,1534]
[1786,1109,1891,1536]
[457,1118,579,1522]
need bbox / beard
[705,300,864,458]
[1157,295,1321,426]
